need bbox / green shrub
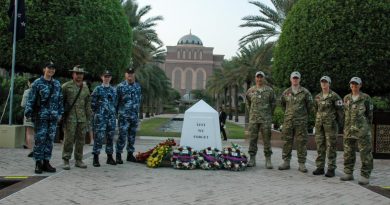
[274,0,390,96]
[372,96,390,111]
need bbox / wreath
[220,143,248,171]
[136,138,176,163]
[198,147,222,170]
[171,146,197,170]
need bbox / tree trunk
[145,96,150,118]
[228,85,233,120]
[245,81,251,126]
[139,97,144,119]
[234,84,239,122]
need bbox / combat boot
[247,155,256,167]
[93,154,100,167]
[35,160,43,174]
[265,157,273,169]
[42,160,56,172]
[312,168,325,175]
[62,159,70,170]
[116,153,123,164]
[278,160,290,170]
[358,176,369,185]
[106,154,116,165]
[325,169,335,177]
[298,163,308,173]
[127,152,137,162]
[340,173,354,181]
[75,160,87,169]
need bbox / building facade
[160,33,224,96]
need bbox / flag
[8,0,26,41]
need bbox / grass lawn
[137,117,246,139]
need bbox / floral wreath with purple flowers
[198,147,222,170]
[220,143,248,171]
[171,146,197,170]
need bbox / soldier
[278,71,313,172]
[312,76,343,177]
[115,67,142,164]
[91,70,117,167]
[340,77,373,185]
[24,62,63,174]
[62,66,92,170]
[246,71,276,168]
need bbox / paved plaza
[0,136,389,205]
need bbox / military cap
[126,67,135,73]
[44,61,55,69]
[349,77,362,85]
[290,71,301,79]
[69,65,87,73]
[102,70,112,76]
[255,71,265,77]
[320,76,331,83]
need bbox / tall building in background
[160,32,224,97]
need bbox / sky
[136,0,274,59]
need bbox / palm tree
[239,0,297,47]
[122,0,164,69]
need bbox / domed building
[160,32,224,96]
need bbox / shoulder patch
[335,100,343,106]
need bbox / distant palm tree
[122,0,164,69]
[239,0,297,47]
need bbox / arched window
[194,51,197,60]
[182,50,186,59]
[173,69,182,89]
[196,71,205,89]
[199,51,203,60]
[188,51,192,59]
[177,50,180,59]
[185,70,192,90]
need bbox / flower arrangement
[220,143,248,171]
[146,144,172,168]
[198,147,222,170]
[171,146,197,170]
[136,138,176,163]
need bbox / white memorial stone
[180,100,222,150]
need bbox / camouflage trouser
[33,119,57,161]
[315,120,337,170]
[343,137,373,178]
[62,121,88,161]
[281,122,308,163]
[92,116,116,155]
[248,122,272,157]
[116,116,138,153]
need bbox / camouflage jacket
[62,80,92,123]
[314,90,344,125]
[24,76,64,120]
[343,92,373,139]
[116,80,142,119]
[246,85,276,123]
[281,86,313,124]
[91,84,116,117]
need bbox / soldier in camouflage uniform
[278,71,313,173]
[246,71,276,168]
[312,76,344,177]
[340,77,373,185]
[25,62,63,174]
[61,66,92,170]
[115,67,142,164]
[91,70,117,167]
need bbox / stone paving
[0,137,389,205]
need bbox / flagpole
[9,0,18,125]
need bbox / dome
[177,33,203,46]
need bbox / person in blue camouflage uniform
[91,70,117,167]
[24,62,63,174]
[115,67,142,164]
[340,77,374,185]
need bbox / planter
[0,125,25,148]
